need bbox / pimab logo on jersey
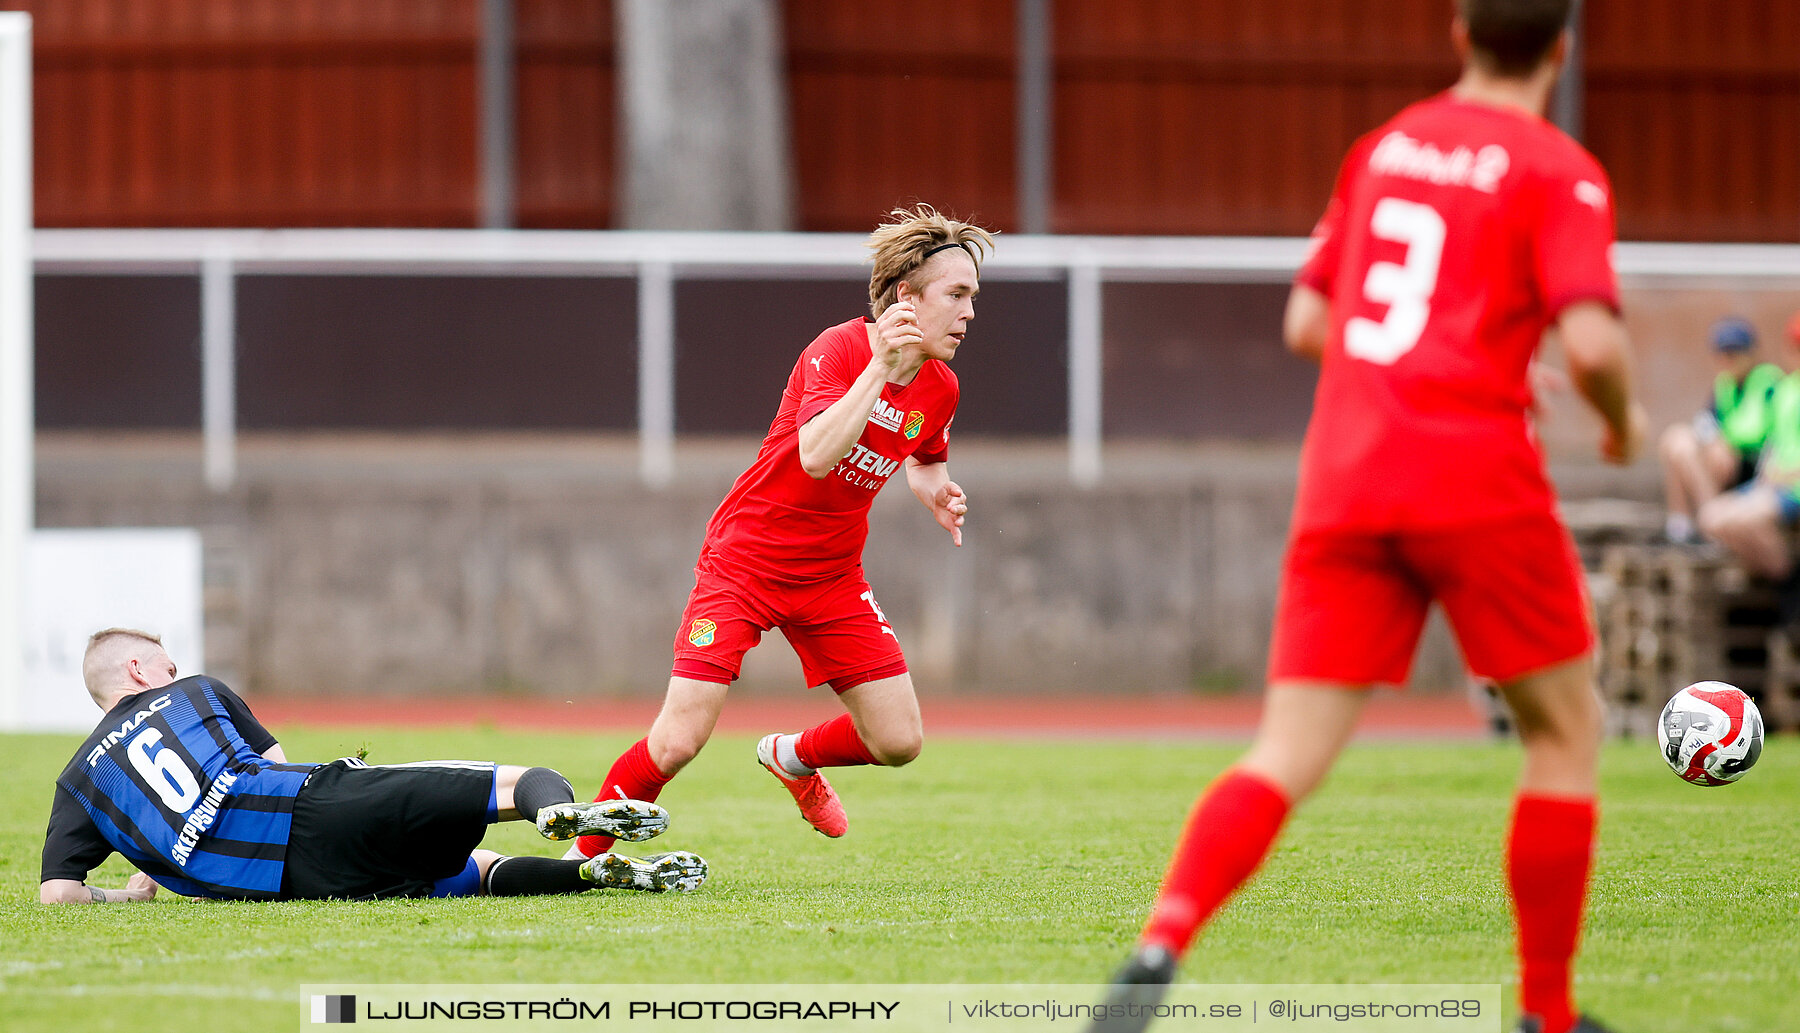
[903,411,925,440]
[688,618,717,647]
[1368,130,1510,194]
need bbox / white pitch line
[36,983,289,1001]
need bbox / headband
[876,241,971,302]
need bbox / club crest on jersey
[903,411,925,439]
[688,619,717,647]
[868,398,905,433]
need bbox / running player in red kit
[1091,3,1645,1033]
[570,205,994,859]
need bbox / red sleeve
[1533,154,1620,317]
[912,413,954,466]
[1294,145,1360,295]
[795,325,868,428]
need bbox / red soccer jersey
[700,317,958,581]
[1291,92,1620,532]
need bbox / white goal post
[0,13,32,731]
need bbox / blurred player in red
[570,205,993,858]
[1092,3,1645,1033]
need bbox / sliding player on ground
[42,629,705,903]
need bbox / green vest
[1716,363,1784,454]
[1761,372,1800,475]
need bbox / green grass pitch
[1,725,1793,1032]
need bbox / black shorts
[282,759,496,900]
[1734,452,1760,489]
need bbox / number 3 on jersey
[1345,198,1446,365]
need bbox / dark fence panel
[35,274,202,428]
[33,271,1085,437]
[1103,282,1315,438]
[945,278,1068,436]
[674,277,865,434]
[672,276,1067,436]
[234,275,638,429]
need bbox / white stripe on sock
[482,855,513,895]
[774,733,815,777]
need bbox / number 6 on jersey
[127,726,202,812]
[1345,197,1446,365]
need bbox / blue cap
[1711,318,1756,353]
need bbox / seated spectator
[1700,314,1800,618]
[1659,317,1781,543]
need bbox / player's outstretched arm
[39,873,157,905]
[797,303,917,477]
[905,457,966,547]
[1559,299,1647,464]
[1282,284,1331,363]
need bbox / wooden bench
[1591,543,1781,735]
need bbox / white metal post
[1068,260,1102,487]
[201,247,237,492]
[637,260,675,486]
[0,13,31,729]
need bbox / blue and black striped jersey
[42,676,319,900]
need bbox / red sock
[1140,768,1290,955]
[1507,793,1597,1033]
[574,738,672,857]
[794,713,880,768]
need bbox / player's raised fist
[873,301,922,370]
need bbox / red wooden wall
[1050,0,1457,235]
[12,0,612,228]
[513,0,612,228]
[1585,1,1800,241]
[5,0,1796,240]
[783,1,1018,232]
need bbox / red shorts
[670,553,907,693]
[1267,511,1593,687]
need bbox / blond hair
[81,628,164,699]
[866,204,996,318]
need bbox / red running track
[256,692,1489,739]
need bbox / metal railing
[32,229,1800,491]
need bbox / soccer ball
[1659,681,1763,786]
